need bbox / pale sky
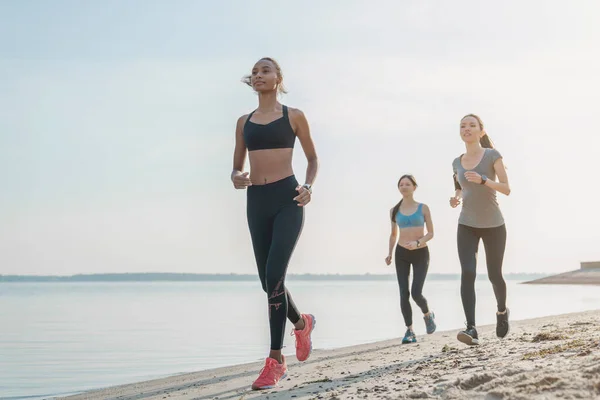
[1,1,599,275]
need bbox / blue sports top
[395,203,425,229]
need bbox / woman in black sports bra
[231,57,319,391]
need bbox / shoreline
[60,309,600,400]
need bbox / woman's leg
[481,224,509,338]
[481,224,507,313]
[410,248,430,315]
[264,203,304,354]
[457,224,481,328]
[394,246,413,328]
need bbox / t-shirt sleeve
[489,148,503,164]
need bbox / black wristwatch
[480,175,488,185]
[302,184,312,194]
[416,240,421,247]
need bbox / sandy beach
[61,310,600,400]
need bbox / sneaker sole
[297,314,316,362]
[425,312,436,334]
[497,308,510,339]
[457,332,479,346]
[253,372,288,390]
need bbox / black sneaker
[496,308,510,338]
[457,325,479,346]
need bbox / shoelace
[256,359,278,381]
[291,328,307,348]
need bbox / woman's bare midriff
[397,226,427,250]
[248,148,295,185]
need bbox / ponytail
[480,134,495,149]
[390,199,403,222]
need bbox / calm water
[1,280,599,399]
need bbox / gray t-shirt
[452,148,505,228]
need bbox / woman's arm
[450,173,462,208]
[388,209,399,257]
[291,108,318,186]
[231,115,252,189]
[485,158,511,196]
[290,108,318,206]
[386,209,398,264]
[418,204,435,245]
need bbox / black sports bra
[243,105,296,151]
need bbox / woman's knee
[461,268,477,283]
[411,291,425,303]
[400,289,411,301]
[488,270,505,286]
[265,272,285,294]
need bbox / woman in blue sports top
[385,174,437,344]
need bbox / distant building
[581,261,600,269]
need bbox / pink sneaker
[251,356,288,390]
[291,313,316,362]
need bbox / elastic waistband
[248,174,297,190]
[396,245,429,254]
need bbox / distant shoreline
[0,272,548,283]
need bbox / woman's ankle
[294,317,306,331]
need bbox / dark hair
[242,57,288,95]
[461,114,494,149]
[390,174,418,222]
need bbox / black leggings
[247,175,304,350]
[457,223,507,327]
[395,245,430,327]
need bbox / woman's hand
[404,241,418,250]
[385,255,392,265]
[464,171,482,184]
[232,171,252,189]
[293,185,312,206]
[449,196,461,208]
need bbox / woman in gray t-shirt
[450,114,511,346]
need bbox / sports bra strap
[244,110,256,127]
[282,105,288,119]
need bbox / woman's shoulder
[237,113,251,124]
[452,154,463,168]
[287,106,306,119]
[485,147,502,162]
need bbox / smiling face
[250,59,281,94]
[460,115,484,144]
[397,175,417,197]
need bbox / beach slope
[61,310,600,400]
[524,268,600,285]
